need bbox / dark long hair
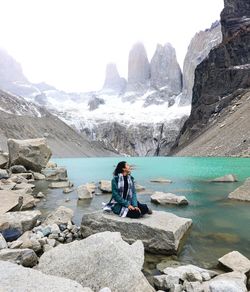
[113,161,126,176]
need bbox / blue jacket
[111,175,138,215]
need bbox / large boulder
[0,210,41,233]
[0,248,38,267]
[99,180,112,193]
[38,232,154,292]
[151,192,188,205]
[218,251,250,273]
[76,184,95,200]
[81,211,192,254]
[0,260,88,291]
[228,178,250,201]
[8,138,52,172]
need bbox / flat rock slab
[218,251,250,273]
[81,211,192,254]
[49,181,71,188]
[0,190,19,215]
[228,178,250,201]
[151,192,188,205]
[0,260,87,291]
[150,178,172,183]
[211,174,238,182]
[38,232,154,292]
[0,190,36,215]
[0,210,41,232]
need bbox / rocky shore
[1,138,250,291]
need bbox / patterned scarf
[118,174,133,217]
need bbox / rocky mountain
[102,63,126,94]
[150,43,182,94]
[179,21,222,106]
[172,0,250,157]
[126,42,151,93]
[0,89,117,157]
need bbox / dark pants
[126,201,149,218]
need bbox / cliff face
[0,90,117,157]
[179,21,222,106]
[102,63,126,94]
[172,0,250,156]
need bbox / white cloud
[0,0,224,92]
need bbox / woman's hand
[128,205,135,210]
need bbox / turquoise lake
[36,157,250,269]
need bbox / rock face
[228,177,250,201]
[103,63,126,93]
[150,43,182,96]
[179,21,222,106]
[127,42,150,92]
[38,232,154,292]
[0,260,87,291]
[172,0,250,154]
[84,117,187,156]
[81,211,192,254]
[44,206,74,225]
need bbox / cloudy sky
[0,0,224,92]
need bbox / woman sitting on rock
[106,161,152,218]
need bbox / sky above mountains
[0,0,224,92]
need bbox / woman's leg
[126,209,141,218]
[137,201,149,215]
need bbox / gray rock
[0,152,8,169]
[8,138,52,172]
[76,184,94,200]
[38,232,154,292]
[49,181,71,188]
[0,210,41,232]
[202,271,247,292]
[151,192,188,205]
[44,206,74,225]
[228,178,250,201]
[88,95,105,111]
[150,43,182,96]
[218,251,250,273]
[0,233,8,249]
[81,211,192,254]
[150,178,172,183]
[99,180,112,193]
[9,165,27,174]
[0,260,87,291]
[33,172,46,180]
[0,169,9,179]
[183,280,204,292]
[211,174,238,182]
[42,167,68,181]
[17,231,42,252]
[162,265,218,282]
[153,274,179,290]
[0,248,38,267]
